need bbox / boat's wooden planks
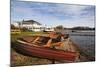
[14,41,78,61]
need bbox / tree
[11,24,15,29]
[55,25,64,30]
[21,27,31,32]
[71,26,94,30]
[11,24,18,29]
[54,25,64,32]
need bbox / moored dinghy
[13,35,80,62]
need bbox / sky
[11,0,95,28]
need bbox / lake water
[68,31,95,57]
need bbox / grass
[11,31,48,42]
[11,31,52,66]
[11,48,51,66]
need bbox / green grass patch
[11,31,47,42]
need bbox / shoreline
[70,39,95,62]
[11,33,95,66]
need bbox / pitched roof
[22,20,41,25]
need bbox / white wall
[22,23,42,31]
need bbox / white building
[21,20,42,32]
[45,26,54,32]
[11,20,54,32]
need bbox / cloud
[11,1,95,27]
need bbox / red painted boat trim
[14,41,78,61]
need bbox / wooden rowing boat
[13,36,79,62]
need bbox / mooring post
[51,45,56,64]
[51,59,55,64]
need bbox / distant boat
[72,30,76,32]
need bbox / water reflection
[69,32,95,57]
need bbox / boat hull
[13,40,78,62]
